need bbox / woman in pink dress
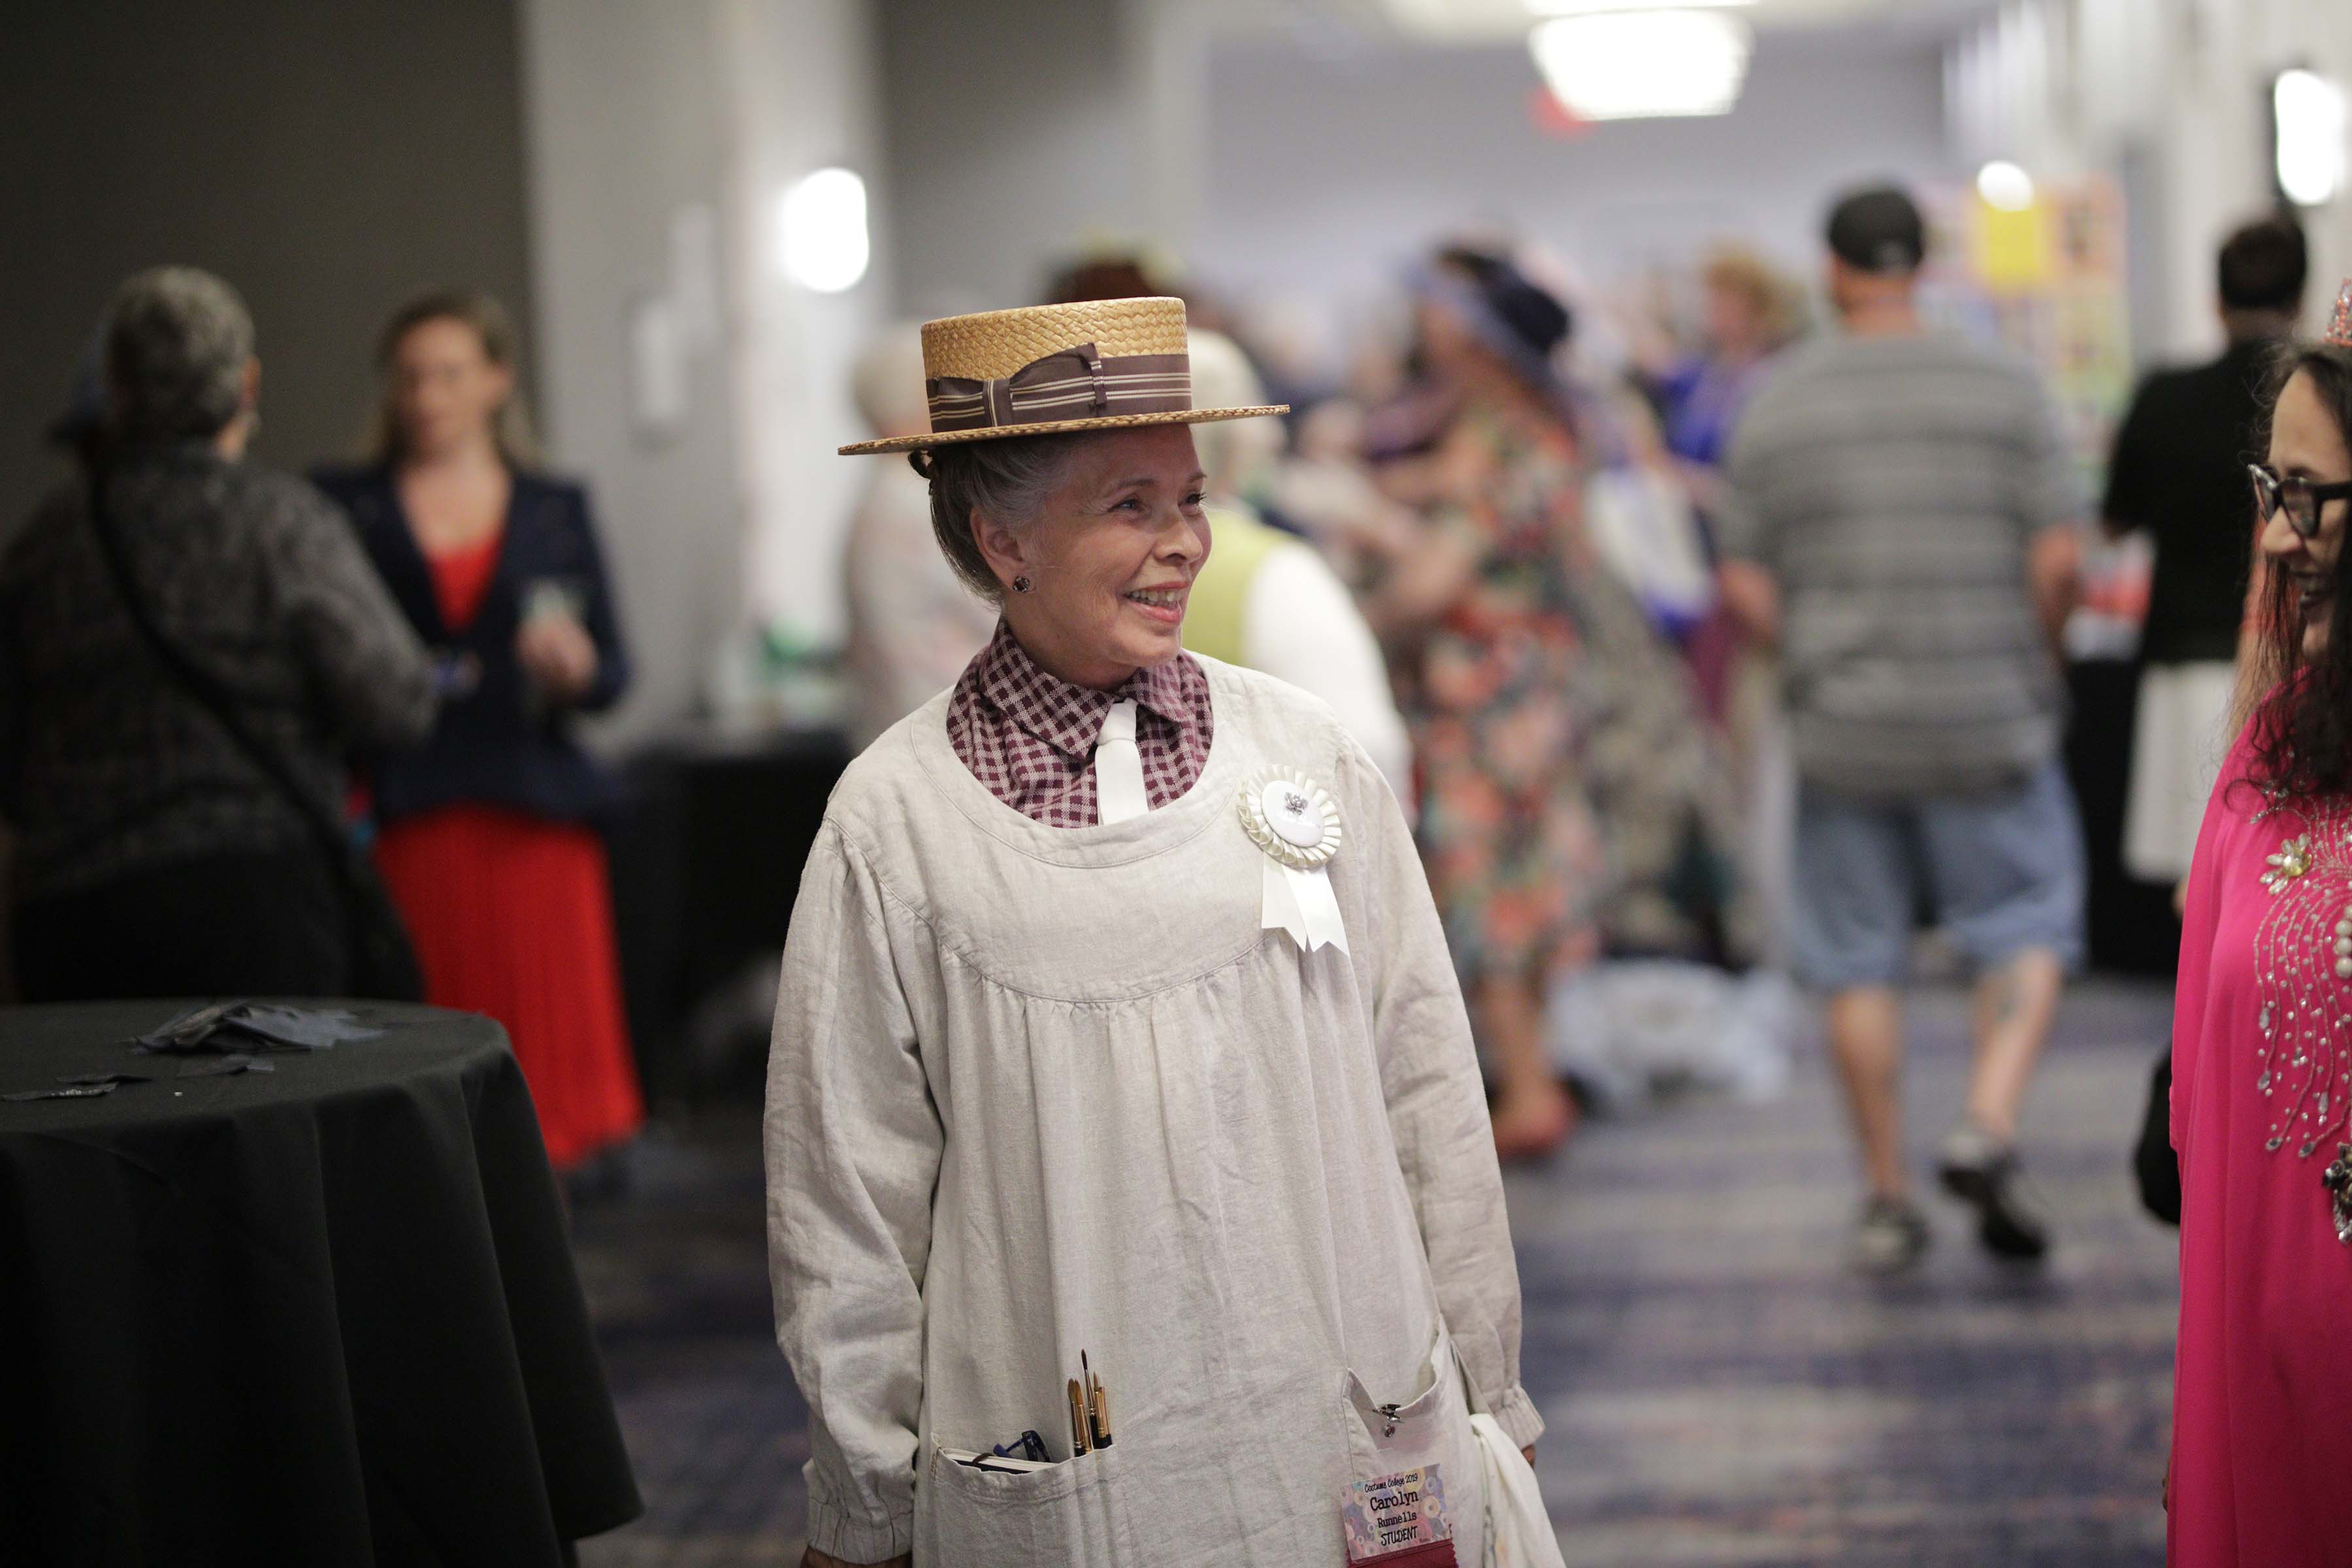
[2171,288,2352,1565]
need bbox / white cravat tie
[1094,699,1149,825]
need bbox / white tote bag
[1467,1414,1567,1568]
[1445,1325,1568,1567]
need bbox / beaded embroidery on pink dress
[2172,721,2352,1567]
[2247,793,2352,1169]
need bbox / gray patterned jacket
[0,446,436,904]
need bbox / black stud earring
[1012,576,1034,595]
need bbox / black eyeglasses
[2250,464,2352,538]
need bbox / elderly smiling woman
[766,299,1552,1568]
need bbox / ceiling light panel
[1529,9,1755,120]
[1525,0,1752,12]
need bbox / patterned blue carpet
[574,978,2177,1567]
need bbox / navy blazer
[312,464,632,826]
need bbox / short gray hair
[105,266,255,442]
[915,432,1087,602]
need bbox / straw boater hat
[838,296,1286,455]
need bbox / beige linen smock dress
[767,656,1541,1567]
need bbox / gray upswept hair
[104,266,255,442]
[913,431,1088,602]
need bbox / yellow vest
[1183,506,1290,669]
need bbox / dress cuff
[1487,1383,1546,1450]
[803,1477,914,1564]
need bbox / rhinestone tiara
[2330,278,2352,349]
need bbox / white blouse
[766,656,1539,1566]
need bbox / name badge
[1343,1463,1458,1567]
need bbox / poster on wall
[1919,176,2145,658]
[1921,175,2143,657]
[1919,174,2133,483]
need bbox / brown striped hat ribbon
[926,342,1192,433]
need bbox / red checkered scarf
[944,621,1213,828]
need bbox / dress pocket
[1339,1330,1482,1567]
[918,1441,1137,1568]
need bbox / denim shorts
[1789,759,2087,991]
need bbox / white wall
[880,0,1127,312]
[520,0,885,745]
[1948,0,2352,364]
[1196,27,1961,355]
[521,0,747,749]
[875,5,1965,387]
[881,0,1209,314]
[719,0,892,650]
[0,0,536,540]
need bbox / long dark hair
[2246,342,2352,798]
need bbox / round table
[0,1001,642,1565]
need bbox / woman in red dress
[315,290,642,1171]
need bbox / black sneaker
[1936,1124,2051,1260]
[1849,1194,1931,1275]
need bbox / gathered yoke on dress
[767,653,1538,1566]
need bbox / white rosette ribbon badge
[1239,766,1348,955]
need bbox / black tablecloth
[0,1001,642,1565]
[608,726,850,1100]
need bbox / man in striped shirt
[1718,184,2087,1274]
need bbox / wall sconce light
[2276,69,2347,208]
[1975,161,2036,213]
[779,167,870,293]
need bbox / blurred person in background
[0,267,434,999]
[1578,382,1724,649]
[1635,246,1804,729]
[842,323,997,750]
[1358,246,1597,1158]
[314,289,642,1174]
[1635,246,1810,964]
[1642,243,1803,515]
[2107,214,2307,889]
[1720,186,2087,1273]
[2168,288,2352,1564]
[1358,245,1726,1158]
[1181,327,1413,798]
[1263,397,1420,592]
[1044,249,1172,308]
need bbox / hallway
[575,978,2178,1566]
[1514,978,2174,1565]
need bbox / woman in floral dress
[1363,248,1728,1158]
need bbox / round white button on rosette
[1239,767,1348,953]
[1240,768,1343,868]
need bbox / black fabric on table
[0,1001,640,1565]
[607,728,848,1101]
[12,846,349,1002]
